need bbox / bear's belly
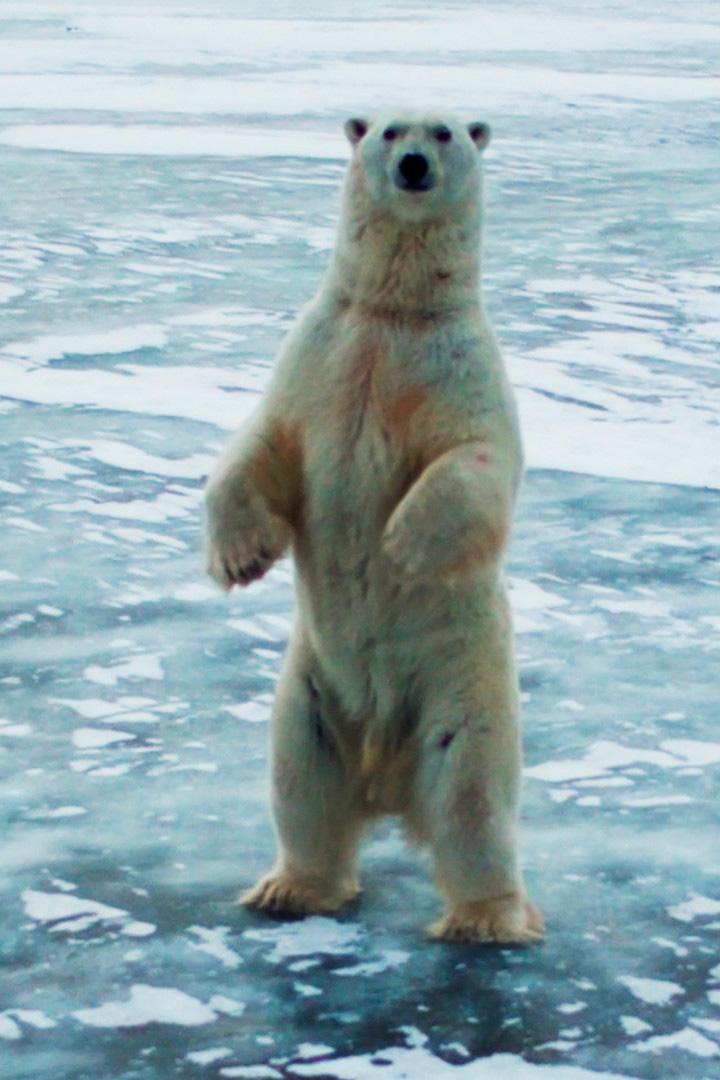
[290,419,492,725]
[295,422,404,633]
[292,417,412,636]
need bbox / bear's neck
[328,194,483,321]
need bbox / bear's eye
[435,126,452,144]
[383,127,397,142]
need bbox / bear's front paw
[428,893,545,947]
[205,491,290,591]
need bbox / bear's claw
[206,518,289,591]
[213,549,269,590]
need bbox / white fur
[205,110,544,944]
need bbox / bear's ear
[344,118,369,147]
[468,122,491,151]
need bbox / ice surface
[1,0,719,1077]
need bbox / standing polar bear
[205,110,544,945]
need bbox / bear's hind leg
[242,635,364,917]
[407,665,544,946]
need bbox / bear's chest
[306,325,435,518]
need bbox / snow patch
[333,950,410,977]
[187,1047,233,1066]
[632,1026,719,1058]
[1,324,167,364]
[73,984,217,1028]
[0,125,345,159]
[292,1025,633,1077]
[27,806,87,819]
[244,917,363,963]
[668,894,720,923]
[188,926,243,969]
[0,1015,21,1040]
[526,739,691,784]
[22,889,126,930]
[618,975,684,1006]
[0,723,33,737]
[72,727,135,748]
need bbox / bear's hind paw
[240,873,357,917]
[428,894,545,947]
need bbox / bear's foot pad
[428,893,544,946]
[241,873,358,917]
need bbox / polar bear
[204,109,544,945]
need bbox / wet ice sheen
[1,0,719,1077]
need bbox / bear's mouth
[395,176,436,194]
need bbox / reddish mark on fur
[475,450,491,466]
[248,421,304,527]
[383,385,429,443]
[446,518,509,576]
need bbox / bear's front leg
[382,442,511,586]
[204,417,298,590]
[205,479,290,591]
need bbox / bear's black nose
[398,153,430,189]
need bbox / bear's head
[343,109,490,223]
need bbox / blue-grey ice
[1,1,719,1078]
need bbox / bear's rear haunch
[204,109,544,945]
